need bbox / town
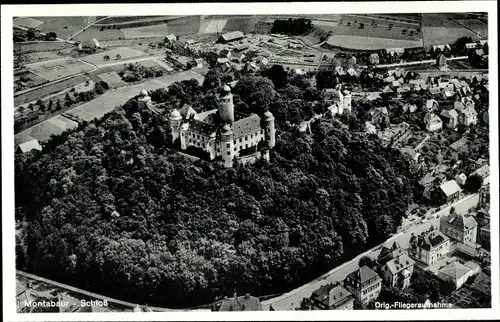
[12,12,491,313]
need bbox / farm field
[422,26,479,48]
[14,74,89,107]
[452,19,488,37]
[222,17,259,33]
[23,51,65,63]
[96,71,125,88]
[81,47,147,67]
[15,71,48,91]
[73,26,125,42]
[13,17,44,29]
[14,42,74,54]
[201,19,227,33]
[324,34,422,50]
[15,115,79,144]
[120,24,168,39]
[26,58,95,82]
[320,23,421,41]
[36,17,89,40]
[96,16,184,25]
[138,59,161,68]
[67,70,203,122]
[165,16,201,36]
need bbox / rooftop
[439,180,461,197]
[216,294,261,311]
[439,261,472,280]
[347,265,380,285]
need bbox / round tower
[263,111,276,149]
[138,89,152,109]
[220,124,234,168]
[219,84,235,125]
[342,89,352,114]
[169,109,182,143]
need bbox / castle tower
[342,89,352,113]
[220,124,234,168]
[138,89,152,109]
[219,84,235,125]
[263,111,276,149]
[169,109,182,143]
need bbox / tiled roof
[439,261,471,279]
[180,103,197,119]
[385,253,415,275]
[348,265,380,284]
[232,113,261,138]
[217,294,261,311]
[440,109,458,118]
[473,164,490,178]
[220,31,245,42]
[189,119,217,136]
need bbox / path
[375,56,468,68]
[262,192,479,310]
[67,16,111,41]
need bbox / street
[262,192,479,311]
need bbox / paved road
[262,192,479,311]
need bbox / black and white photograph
[2,1,498,321]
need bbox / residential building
[166,85,276,168]
[310,284,354,310]
[217,31,245,44]
[403,103,418,113]
[424,113,443,132]
[323,85,352,113]
[433,180,461,204]
[409,229,450,266]
[369,53,380,65]
[478,183,490,208]
[17,139,42,154]
[255,56,269,68]
[440,213,478,247]
[479,224,490,246]
[438,261,478,289]
[377,242,404,265]
[369,107,390,126]
[213,294,262,311]
[440,109,459,128]
[344,266,382,305]
[166,34,177,43]
[424,99,439,111]
[455,173,467,186]
[436,53,447,67]
[380,253,415,289]
[385,48,405,56]
[458,107,478,126]
[465,42,478,51]
[219,48,232,58]
[472,164,490,185]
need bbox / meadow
[26,57,95,82]
[81,47,147,67]
[36,16,89,40]
[324,35,422,50]
[120,24,169,39]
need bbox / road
[375,56,468,69]
[67,16,111,41]
[261,192,479,311]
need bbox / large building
[344,265,382,305]
[440,213,478,247]
[409,229,450,266]
[380,253,415,290]
[212,294,262,311]
[163,85,275,168]
[310,284,354,310]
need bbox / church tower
[263,110,275,149]
[220,124,234,168]
[169,108,182,143]
[219,84,235,124]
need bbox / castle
[139,85,275,168]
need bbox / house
[369,53,380,65]
[424,99,439,111]
[216,58,232,71]
[244,61,259,72]
[384,75,396,83]
[218,31,245,44]
[434,180,461,204]
[432,44,451,52]
[478,183,490,208]
[472,164,490,185]
[381,86,394,94]
[255,56,269,68]
[344,266,382,305]
[424,113,442,132]
[365,121,377,134]
[17,139,42,154]
[458,107,478,126]
[465,42,478,51]
[438,261,478,289]
[232,52,246,63]
[400,146,421,163]
[403,103,418,113]
[440,213,478,247]
[213,294,262,311]
[369,107,390,126]
[409,229,450,266]
[455,173,467,186]
[443,90,455,100]
[385,48,405,56]
[377,242,405,265]
[479,224,490,246]
[335,66,346,76]
[380,253,415,289]
[310,284,354,310]
[453,100,465,113]
[461,96,475,109]
[347,68,357,77]
[165,34,177,43]
[328,102,343,117]
[440,109,459,128]
[219,48,232,58]
[436,53,447,67]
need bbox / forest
[15,65,414,308]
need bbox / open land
[36,17,90,40]
[80,47,147,66]
[13,17,45,29]
[14,42,74,54]
[96,71,126,88]
[73,26,125,42]
[25,57,95,82]
[120,24,169,39]
[325,35,422,50]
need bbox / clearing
[13,17,45,29]
[14,42,74,54]
[25,57,95,82]
[324,35,422,50]
[73,26,125,42]
[121,24,169,39]
[36,17,89,40]
[67,71,203,122]
[15,115,79,144]
[96,71,125,88]
[81,47,148,67]
[23,51,65,64]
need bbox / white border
[2,2,499,321]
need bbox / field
[222,17,260,33]
[422,26,480,47]
[73,26,125,42]
[164,16,201,36]
[67,70,203,121]
[324,35,422,50]
[14,42,74,54]
[201,19,227,33]
[81,47,147,66]
[15,71,48,91]
[96,71,125,88]
[13,17,44,29]
[16,115,79,143]
[120,24,168,39]
[96,16,183,25]
[36,17,89,40]
[452,19,487,37]
[14,74,89,107]
[74,80,95,93]
[26,58,94,82]
[138,59,161,68]
[23,51,64,63]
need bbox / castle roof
[216,294,261,311]
[189,119,217,135]
[232,113,261,138]
[180,103,197,120]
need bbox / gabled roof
[348,265,380,284]
[232,113,261,138]
[461,107,478,118]
[439,261,472,280]
[439,180,461,196]
[385,253,415,275]
[473,164,490,178]
[441,213,477,230]
[220,31,245,42]
[217,294,261,311]
[180,103,197,119]
[440,109,458,119]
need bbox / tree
[116,54,122,60]
[464,173,483,193]
[264,65,288,89]
[45,32,57,41]
[37,99,46,112]
[103,55,110,61]
[64,93,74,107]
[26,28,37,40]
[359,256,375,268]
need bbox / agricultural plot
[320,23,421,41]
[120,24,168,39]
[26,58,94,82]
[23,51,64,64]
[14,74,89,107]
[258,42,286,54]
[201,19,228,33]
[222,17,256,33]
[36,17,89,40]
[16,115,79,143]
[452,19,488,37]
[81,47,147,67]
[73,26,125,42]
[14,42,74,54]
[138,59,161,68]
[15,71,48,91]
[422,26,479,47]
[97,71,126,88]
[165,16,201,36]
[325,35,422,50]
[74,80,95,93]
[13,17,44,29]
[276,49,304,57]
[97,16,169,25]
